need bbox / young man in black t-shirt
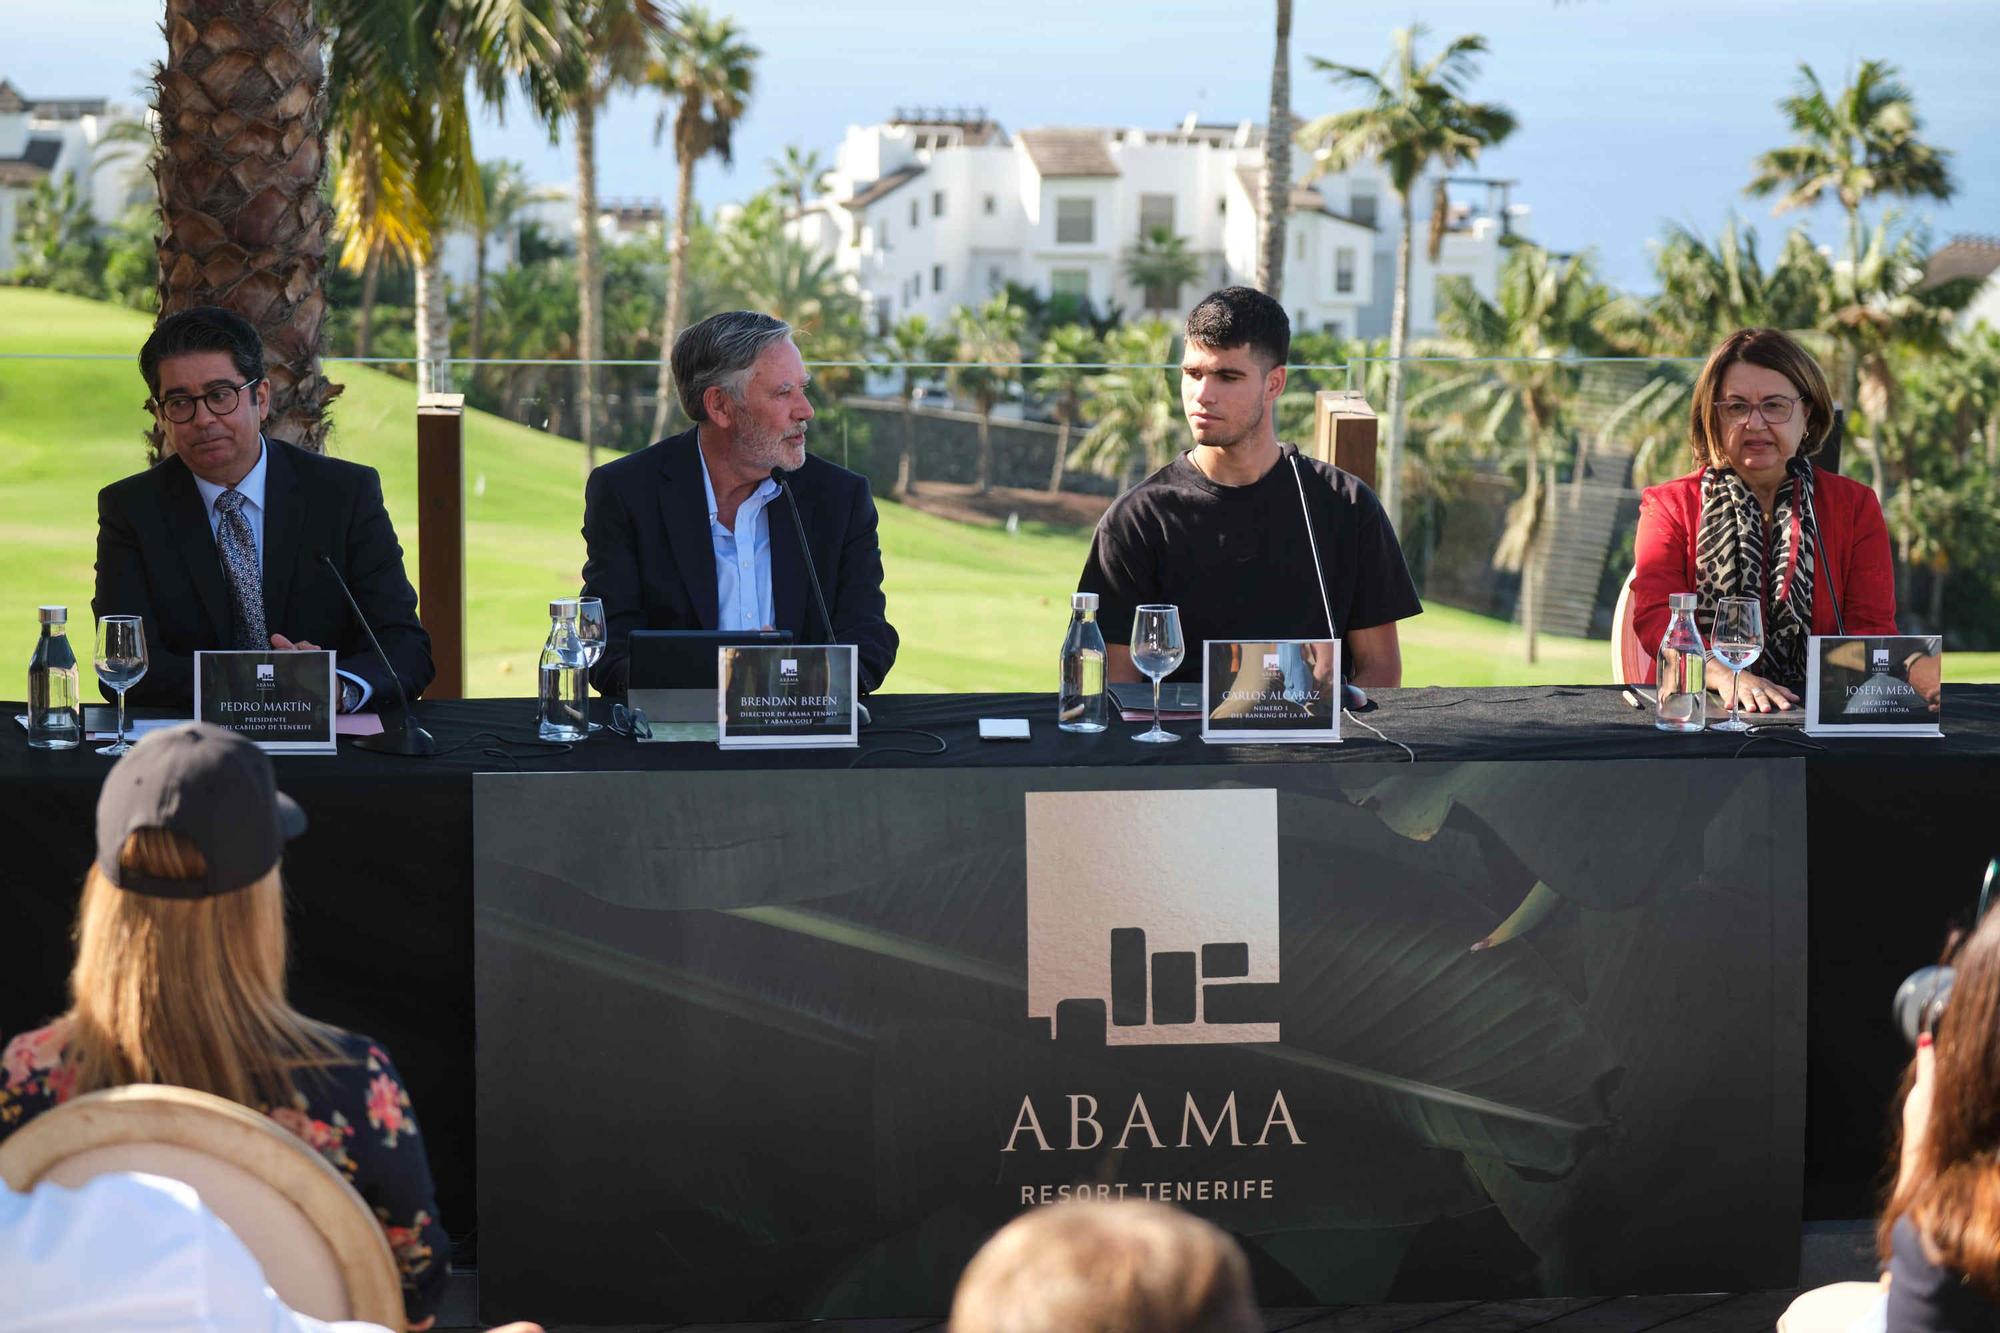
[1078,286,1422,685]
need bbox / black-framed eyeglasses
[154,377,262,424]
[1716,394,1801,427]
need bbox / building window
[1050,269,1089,300]
[1055,197,1095,245]
[983,193,997,215]
[876,303,891,337]
[1336,247,1355,294]
[1322,320,1344,338]
[988,264,1005,291]
[1350,191,1377,227]
[932,191,945,217]
[933,264,945,293]
[877,222,890,252]
[1295,231,1307,261]
[1138,192,1175,238]
[910,199,920,228]
[850,213,865,247]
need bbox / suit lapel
[162,460,233,642]
[660,432,720,630]
[769,476,811,640]
[259,439,303,636]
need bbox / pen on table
[1621,687,1655,710]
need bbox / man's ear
[1265,363,1288,402]
[254,377,272,424]
[702,385,735,430]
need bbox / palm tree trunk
[1382,190,1414,533]
[1256,0,1292,298]
[469,226,488,364]
[154,0,335,456]
[1049,414,1071,494]
[652,147,698,441]
[575,93,602,470]
[976,408,993,494]
[413,249,449,395]
[356,245,380,359]
[895,397,917,499]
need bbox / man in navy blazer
[581,310,898,696]
[93,307,433,711]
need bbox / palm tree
[1035,324,1101,494]
[1075,321,1181,490]
[1257,0,1293,297]
[561,0,666,467]
[768,144,830,216]
[646,6,759,441]
[1295,25,1517,535]
[1123,227,1202,314]
[1644,217,1828,356]
[1748,60,1954,297]
[468,160,559,364]
[874,314,953,499]
[153,0,338,452]
[948,295,1028,494]
[1419,245,1624,664]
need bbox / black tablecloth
[6,685,1998,1236]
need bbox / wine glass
[577,597,607,733]
[1710,596,1765,733]
[94,615,148,756]
[1129,604,1185,744]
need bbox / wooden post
[416,394,466,700]
[1314,389,1377,489]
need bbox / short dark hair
[671,310,794,422]
[1184,287,1289,369]
[140,306,265,399]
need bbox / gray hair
[671,310,795,422]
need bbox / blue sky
[6,0,1995,293]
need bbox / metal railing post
[416,393,466,700]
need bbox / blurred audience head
[1880,905,2000,1299]
[949,1199,1259,1333]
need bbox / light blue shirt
[190,435,371,709]
[699,445,779,632]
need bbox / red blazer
[1629,466,1897,683]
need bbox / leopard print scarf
[1694,458,1818,692]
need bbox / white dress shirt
[191,437,371,710]
[0,1172,388,1332]
[698,445,779,632]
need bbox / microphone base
[352,718,438,756]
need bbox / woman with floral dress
[0,723,448,1330]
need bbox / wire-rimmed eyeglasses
[153,377,262,424]
[1717,394,1802,427]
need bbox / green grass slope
[6,288,1988,696]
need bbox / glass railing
[9,350,1981,695]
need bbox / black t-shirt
[1078,445,1423,683]
[1889,1215,2000,1333]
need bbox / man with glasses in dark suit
[92,306,433,711]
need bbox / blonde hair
[950,1199,1260,1333]
[61,827,342,1109]
[1687,327,1835,471]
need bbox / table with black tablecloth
[5,685,1997,1241]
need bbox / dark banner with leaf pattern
[473,760,1806,1325]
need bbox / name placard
[1200,639,1341,744]
[1804,635,1943,738]
[194,650,337,754]
[717,644,858,749]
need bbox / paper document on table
[336,712,386,736]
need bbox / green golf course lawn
[4,287,1989,695]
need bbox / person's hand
[1907,654,1942,713]
[1707,660,1798,713]
[269,633,322,652]
[1898,1033,1937,1189]
[486,1324,544,1332]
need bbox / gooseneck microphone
[1289,451,1367,711]
[769,466,871,727]
[1800,473,1846,635]
[317,552,436,756]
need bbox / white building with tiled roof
[1924,235,2000,332]
[791,110,1525,343]
[0,78,149,273]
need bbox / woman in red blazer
[1631,328,1896,711]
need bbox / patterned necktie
[213,489,268,650]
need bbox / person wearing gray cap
[0,723,450,1330]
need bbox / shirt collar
[191,435,269,515]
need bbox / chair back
[0,1083,405,1331]
[1611,566,1650,685]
